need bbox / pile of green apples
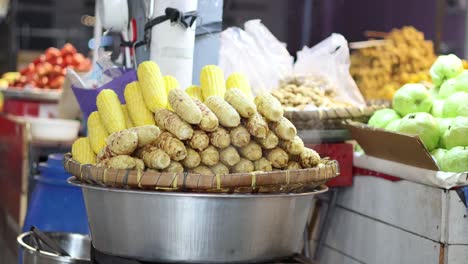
[367,54,468,173]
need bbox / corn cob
[204,95,240,127]
[210,163,229,174]
[121,105,134,128]
[185,85,203,101]
[98,155,144,170]
[286,161,302,170]
[226,72,254,100]
[224,88,256,118]
[164,75,180,93]
[163,161,184,173]
[193,99,219,132]
[124,81,155,126]
[279,136,304,155]
[232,158,254,173]
[256,130,279,149]
[153,132,187,161]
[129,125,161,147]
[200,145,219,166]
[229,126,251,147]
[135,144,171,169]
[200,65,226,99]
[137,61,167,111]
[239,142,263,161]
[182,148,201,169]
[154,108,193,140]
[254,157,273,172]
[265,147,289,169]
[72,137,96,164]
[269,117,297,141]
[298,148,320,168]
[106,129,139,155]
[168,89,202,124]
[87,111,108,154]
[254,92,284,122]
[219,146,240,166]
[191,165,213,175]
[96,89,126,133]
[209,127,231,149]
[244,112,269,138]
[189,130,210,151]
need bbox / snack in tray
[71,62,323,175]
[271,74,352,110]
[350,26,436,100]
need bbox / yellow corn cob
[72,137,96,164]
[185,85,203,101]
[164,75,180,93]
[200,65,226,99]
[124,81,155,126]
[226,72,254,100]
[96,89,126,133]
[121,105,134,128]
[87,111,109,154]
[137,61,167,111]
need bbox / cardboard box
[347,121,468,189]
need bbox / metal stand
[313,188,338,261]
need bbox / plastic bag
[294,33,365,106]
[219,19,293,94]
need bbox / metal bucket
[69,178,327,263]
[17,232,91,264]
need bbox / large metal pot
[17,232,91,264]
[69,178,327,263]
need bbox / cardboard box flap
[346,121,439,171]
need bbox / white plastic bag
[294,33,365,106]
[219,19,293,94]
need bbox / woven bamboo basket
[284,102,389,130]
[63,154,339,194]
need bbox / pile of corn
[350,26,436,100]
[71,61,321,174]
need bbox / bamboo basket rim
[63,153,340,194]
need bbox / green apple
[439,78,457,99]
[397,112,440,151]
[441,116,468,149]
[385,118,401,132]
[431,148,447,167]
[392,83,433,116]
[431,99,445,117]
[368,109,400,128]
[440,146,468,172]
[442,91,468,117]
[430,54,464,87]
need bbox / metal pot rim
[17,231,91,262]
[67,177,328,198]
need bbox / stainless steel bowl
[18,232,91,264]
[69,178,327,263]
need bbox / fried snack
[168,89,202,124]
[231,158,254,173]
[299,148,321,168]
[135,144,171,169]
[254,157,273,172]
[189,130,210,151]
[239,142,262,161]
[153,132,187,161]
[269,117,297,141]
[163,161,184,173]
[265,147,289,168]
[254,93,283,122]
[230,126,251,147]
[224,88,256,118]
[193,99,219,132]
[209,127,231,149]
[279,136,305,155]
[200,145,219,166]
[210,163,230,174]
[191,165,213,175]
[154,108,193,140]
[256,130,279,149]
[244,112,268,138]
[182,148,201,169]
[204,95,240,127]
[286,161,302,170]
[106,129,138,155]
[219,146,241,166]
[130,125,161,147]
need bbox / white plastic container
[26,117,80,142]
